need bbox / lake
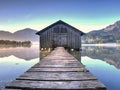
[0,45,120,90]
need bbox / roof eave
[36,20,85,35]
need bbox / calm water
[81,46,120,90]
[0,45,120,90]
[0,45,39,90]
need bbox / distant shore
[0,40,31,48]
[82,43,120,47]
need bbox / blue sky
[0,0,120,32]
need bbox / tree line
[82,31,119,44]
[0,40,31,46]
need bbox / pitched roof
[36,20,85,35]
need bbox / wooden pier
[6,47,106,90]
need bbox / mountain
[82,20,120,44]
[0,28,39,43]
[14,28,39,42]
[0,31,13,40]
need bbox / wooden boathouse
[36,20,85,50]
[5,21,106,90]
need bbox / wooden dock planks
[5,47,106,90]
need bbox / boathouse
[36,20,84,50]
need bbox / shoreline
[82,43,120,47]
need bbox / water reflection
[0,45,39,60]
[0,55,39,89]
[81,56,120,90]
[40,50,51,59]
[69,46,120,90]
[69,50,81,61]
[81,46,120,69]
[0,45,39,89]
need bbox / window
[61,28,67,33]
[53,26,67,33]
[53,26,59,33]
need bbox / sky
[0,0,120,33]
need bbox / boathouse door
[54,35,67,47]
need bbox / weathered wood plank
[33,64,83,68]
[41,58,79,62]
[28,67,88,72]
[39,61,81,65]
[40,59,79,62]
[43,57,76,60]
[38,62,83,66]
[17,72,96,81]
[6,80,106,90]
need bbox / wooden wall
[39,24,81,50]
